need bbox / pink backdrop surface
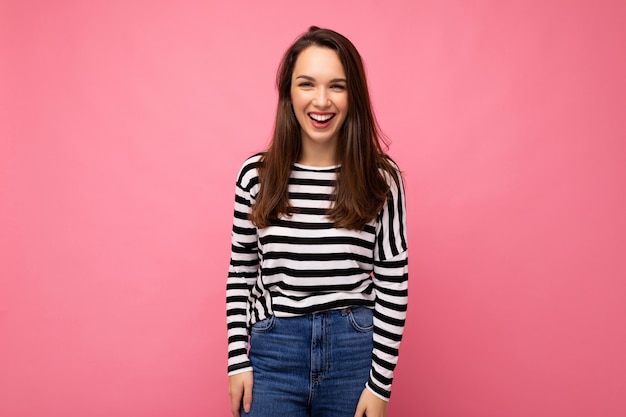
[1,0,625,416]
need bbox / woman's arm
[226,157,261,376]
[367,165,409,401]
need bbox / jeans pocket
[347,307,374,332]
[251,315,276,334]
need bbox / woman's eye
[331,84,346,90]
[299,82,313,87]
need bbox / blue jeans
[242,307,374,417]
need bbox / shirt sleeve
[226,157,260,375]
[367,165,409,400]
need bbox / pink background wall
[1,0,625,416]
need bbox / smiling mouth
[308,113,335,123]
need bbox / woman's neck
[298,144,337,167]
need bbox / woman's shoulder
[235,152,265,188]
[378,154,404,187]
[382,154,402,172]
[240,152,265,170]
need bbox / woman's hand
[354,388,388,417]
[228,371,254,417]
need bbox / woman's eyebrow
[295,75,347,83]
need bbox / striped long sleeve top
[226,153,408,400]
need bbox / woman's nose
[313,88,330,107]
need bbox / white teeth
[310,113,334,122]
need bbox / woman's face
[290,46,348,158]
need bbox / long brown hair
[249,26,399,230]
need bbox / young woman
[226,26,408,417]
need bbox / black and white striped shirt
[226,153,408,400]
